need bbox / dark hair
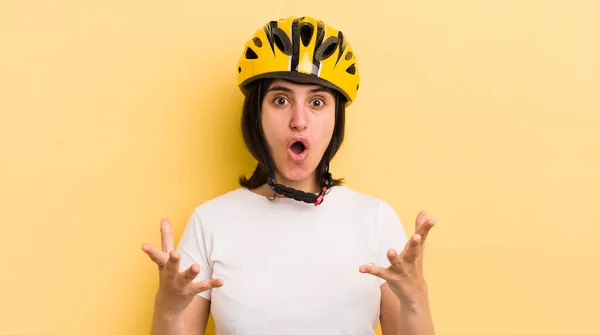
[238,78,346,190]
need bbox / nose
[289,103,308,132]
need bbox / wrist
[154,305,184,319]
[153,294,186,318]
[150,308,184,335]
[150,297,185,335]
[398,287,430,313]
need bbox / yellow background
[1,0,599,334]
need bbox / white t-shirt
[177,185,408,335]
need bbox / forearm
[150,305,185,335]
[397,292,435,335]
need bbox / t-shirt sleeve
[374,200,409,286]
[176,209,213,300]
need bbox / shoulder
[193,187,255,212]
[187,188,253,223]
[328,186,406,247]
[328,185,399,220]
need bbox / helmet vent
[245,47,258,59]
[253,37,262,48]
[345,51,353,60]
[346,64,356,75]
[315,36,339,61]
[272,27,292,55]
[300,22,314,47]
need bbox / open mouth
[290,141,306,155]
[288,138,309,161]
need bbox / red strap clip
[314,186,328,206]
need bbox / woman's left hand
[359,211,436,306]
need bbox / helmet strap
[266,141,335,206]
[267,169,332,206]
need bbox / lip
[287,136,310,162]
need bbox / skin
[254,79,336,196]
[141,79,436,335]
[361,211,437,335]
[141,219,222,335]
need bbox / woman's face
[261,79,336,191]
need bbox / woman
[142,16,436,335]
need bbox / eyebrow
[265,85,333,95]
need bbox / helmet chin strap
[267,169,333,206]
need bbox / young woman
[142,16,436,335]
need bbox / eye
[273,96,289,106]
[310,98,326,108]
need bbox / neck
[274,171,320,194]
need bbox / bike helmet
[237,16,360,106]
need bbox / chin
[278,164,316,183]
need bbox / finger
[141,243,168,267]
[386,249,402,266]
[415,211,427,231]
[178,264,200,286]
[165,250,181,279]
[359,264,390,280]
[161,219,174,253]
[191,278,224,294]
[403,234,422,263]
[418,219,436,243]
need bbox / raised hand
[142,219,223,314]
[359,211,435,305]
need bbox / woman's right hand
[142,219,223,314]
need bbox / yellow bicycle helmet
[236,16,360,106]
